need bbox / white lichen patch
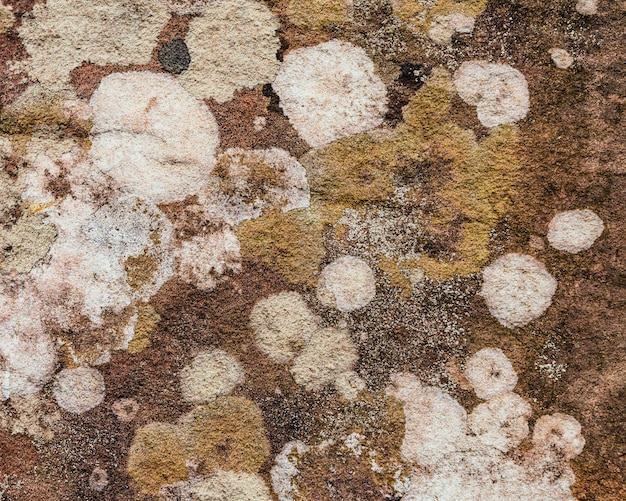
[576,0,598,15]
[179,350,244,404]
[0,280,56,400]
[428,13,475,45]
[481,253,557,328]
[549,48,575,69]
[17,0,170,91]
[33,195,173,328]
[201,148,310,226]
[532,413,585,459]
[389,349,585,501]
[290,327,359,392]
[454,61,530,127]
[317,256,376,312]
[250,292,318,365]
[547,209,604,253]
[465,347,518,400]
[178,0,281,103]
[189,470,273,501]
[387,373,468,466]
[52,367,105,414]
[270,441,310,501]
[468,392,532,452]
[174,228,242,291]
[272,39,388,148]
[89,71,219,204]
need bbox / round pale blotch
[468,392,532,452]
[89,467,109,492]
[549,48,574,69]
[481,254,557,328]
[454,61,529,127]
[317,256,376,312]
[0,3,14,34]
[272,39,388,148]
[465,348,518,400]
[178,0,280,103]
[532,413,585,459]
[576,0,597,15]
[112,398,139,422]
[189,470,273,501]
[250,292,318,364]
[290,328,359,391]
[52,367,105,414]
[547,209,604,253]
[180,350,244,404]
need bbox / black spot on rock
[158,39,191,75]
[398,63,431,90]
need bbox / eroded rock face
[0,0,622,499]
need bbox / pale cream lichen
[179,350,244,404]
[532,413,585,459]
[250,292,318,364]
[88,467,109,492]
[576,0,598,15]
[387,372,468,466]
[270,441,310,501]
[178,0,281,103]
[547,209,604,253]
[428,13,475,45]
[0,280,56,400]
[465,347,518,400]
[454,61,530,127]
[480,254,557,328]
[52,367,106,414]
[0,3,14,34]
[389,349,585,501]
[17,0,170,91]
[188,470,273,501]
[317,255,377,312]
[290,327,359,392]
[549,48,575,69]
[174,229,242,291]
[111,398,140,422]
[89,71,219,204]
[272,39,388,148]
[468,392,532,452]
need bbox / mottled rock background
[0,0,623,499]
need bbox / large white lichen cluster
[389,348,585,501]
[272,39,388,148]
[0,70,310,411]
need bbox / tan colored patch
[127,303,161,354]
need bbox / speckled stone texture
[0,0,624,499]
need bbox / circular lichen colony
[481,254,557,328]
[52,367,105,414]
[272,39,388,148]
[547,209,604,253]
